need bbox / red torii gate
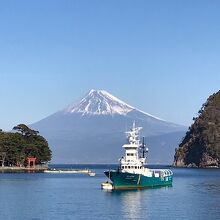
[27,157,36,170]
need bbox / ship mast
[140,137,148,158]
[142,137,145,158]
[120,122,147,171]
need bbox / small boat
[101,181,113,190]
[88,172,96,176]
[102,122,173,190]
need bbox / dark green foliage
[174,91,220,167]
[13,124,39,137]
[0,124,52,167]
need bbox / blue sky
[1,0,220,130]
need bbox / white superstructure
[119,122,172,178]
[120,122,148,175]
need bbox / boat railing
[150,169,173,177]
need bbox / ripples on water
[0,165,220,220]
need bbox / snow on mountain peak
[64,89,135,116]
[63,89,165,121]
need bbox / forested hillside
[174,91,220,167]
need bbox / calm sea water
[0,165,220,220]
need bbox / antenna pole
[142,137,145,158]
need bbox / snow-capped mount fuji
[31,90,187,164]
[64,89,162,119]
[64,89,134,116]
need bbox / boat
[101,181,113,190]
[88,171,96,176]
[102,122,173,190]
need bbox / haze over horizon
[1,1,220,130]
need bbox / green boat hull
[104,170,173,189]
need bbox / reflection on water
[118,190,143,220]
[205,182,220,192]
[106,187,172,220]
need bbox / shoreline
[0,165,48,173]
[172,165,219,169]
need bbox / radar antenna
[141,137,148,158]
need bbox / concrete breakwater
[0,165,48,173]
[0,166,96,176]
[44,168,96,176]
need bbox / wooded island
[0,124,51,168]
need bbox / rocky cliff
[174,91,220,168]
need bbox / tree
[0,124,52,167]
[13,124,39,137]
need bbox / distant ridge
[31,89,186,164]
